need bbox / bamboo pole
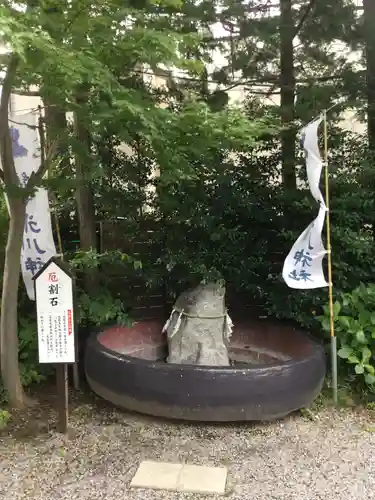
[323,110,338,405]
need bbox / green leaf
[338,346,353,359]
[356,330,367,344]
[359,282,368,297]
[322,304,330,316]
[364,364,375,375]
[371,313,375,325]
[355,364,365,374]
[333,301,341,318]
[365,374,375,385]
[321,317,330,332]
[348,355,360,364]
[362,346,372,363]
[359,310,372,326]
[338,316,350,329]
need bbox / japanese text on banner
[282,204,328,289]
[282,116,328,290]
[2,110,56,300]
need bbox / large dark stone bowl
[84,318,326,422]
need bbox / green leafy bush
[70,249,141,327]
[78,290,131,327]
[18,317,50,386]
[154,129,375,331]
[317,283,375,387]
[0,316,51,404]
[55,111,374,337]
[0,249,139,402]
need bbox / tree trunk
[0,53,28,408]
[0,199,27,408]
[43,100,68,157]
[279,0,296,190]
[74,87,98,293]
[40,3,69,164]
[364,0,375,150]
[74,116,97,252]
[74,87,97,252]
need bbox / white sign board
[35,260,75,363]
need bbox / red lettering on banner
[48,272,58,282]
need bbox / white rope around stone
[162,308,234,340]
[162,308,184,339]
[171,310,183,338]
[162,308,175,333]
[224,313,233,340]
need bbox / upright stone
[164,282,231,366]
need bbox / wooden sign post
[34,257,76,434]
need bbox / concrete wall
[10,92,42,115]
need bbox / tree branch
[218,73,348,93]
[26,139,58,191]
[11,89,41,97]
[219,3,279,26]
[292,0,317,41]
[136,67,347,91]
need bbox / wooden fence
[99,219,272,320]
[100,219,168,320]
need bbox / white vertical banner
[283,115,328,289]
[282,203,328,289]
[3,110,56,300]
[300,116,325,206]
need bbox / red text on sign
[67,309,73,336]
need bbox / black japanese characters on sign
[49,283,59,306]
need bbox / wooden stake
[323,110,338,405]
[56,363,68,433]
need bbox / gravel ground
[1,393,375,500]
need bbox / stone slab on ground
[130,461,182,491]
[178,464,228,494]
[130,460,227,494]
